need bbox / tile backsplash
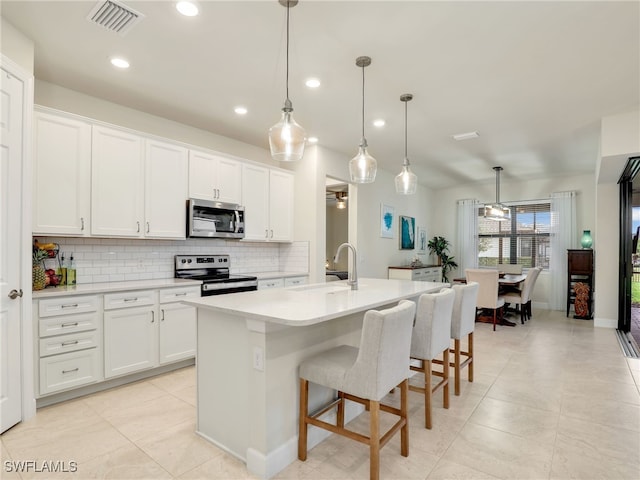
[34,237,309,285]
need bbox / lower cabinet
[104,303,158,379]
[388,266,442,282]
[159,298,197,365]
[258,275,308,290]
[35,285,200,397]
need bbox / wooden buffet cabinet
[566,249,594,319]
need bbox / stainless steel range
[175,255,258,296]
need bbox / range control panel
[175,254,229,270]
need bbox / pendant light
[269,0,306,162]
[395,93,418,194]
[484,166,511,221]
[349,56,377,183]
[335,191,347,209]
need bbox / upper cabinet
[91,126,145,237]
[33,112,91,236]
[188,150,242,204]
[242,165,293,242]
[145,140,188,238]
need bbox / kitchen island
[184,277,448,479]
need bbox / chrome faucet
[334,242,358,290]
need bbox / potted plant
[427,236,458,282]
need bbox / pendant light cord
[361,64,365,140]
[285,1,290,103]
[404,99,408,159]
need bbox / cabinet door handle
[80,217,85,231]
[62,368,79,374]
[217,189,221,198]
[265,229,269,238]
[161,309,165,321]
[61,304,79,309]
[146,222,150,233]
[270,229,274,238]
[61,322,79,328]
[151,311,155,323]
[62,340,79,347]
[137,221,140,233]
[123,297,138,302]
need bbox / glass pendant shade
[484,166,511,221]
[269,106,306,162]
[395,161,417,194]
[581,230,593,249]
[349,141,377,183]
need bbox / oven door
[202,280,258,296]
[187,199,245,239]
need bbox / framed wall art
[400,216,415,249]
[417,227,427,254]
[380,204,395,238]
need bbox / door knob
[8,289,23,299]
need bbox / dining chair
[409,288,455,429]
[498,263,523,274]
[298,300,417,480]
[503,267,541,323]
[465,269,505,331]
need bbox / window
[478,200,551,269]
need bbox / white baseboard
[594,317,617,328]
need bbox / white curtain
[457,199,479,277]
[550,191,577,310]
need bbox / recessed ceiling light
[452,131,479,141]
[234,106,248,115]
[308,136,318,143]
[176,1,199,17]
[373,119,385,128]
[305,78,321,88]
[110,57,130,69]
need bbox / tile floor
[2,309,639,479]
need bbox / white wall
[594,108,640,327]
[34,80,275,167]
[1,17,34,73]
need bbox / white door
[0,66,24,433]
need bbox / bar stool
[409,288,455,429]
[298,300,417,480]
[449,282,479,395]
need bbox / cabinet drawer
[39,311,100,337]
[39,330,99,357]
[284,276,308,287]
[258,278,285,290]
[159,286,201,304]
[39,295,99,318]
[104,290,156,310]
[412,269,426,279]
[39,349,101,395]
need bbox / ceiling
[2,0,639,189]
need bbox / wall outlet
[253,346,264,371]
[136,258,145,270]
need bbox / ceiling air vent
[87,0,144,36]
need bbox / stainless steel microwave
[186,198,245,239]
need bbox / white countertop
[32,278,202,298]
[252,271,308,280]
[184,277,449,326]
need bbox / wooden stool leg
[493,308,497,331]
[298,378,308,461]
[443,348,450,409]
[425,359,433,429]
[468,332,474,383]
[400,379,409,457]
[454,338,461,396]
[369,400,380,480]
[337,390,345,428]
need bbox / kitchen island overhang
[184,278,449,479]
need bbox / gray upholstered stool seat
[433,282,479,396]
[298,300,417,480]
[409,288,455,429]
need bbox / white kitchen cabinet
[103,291,158,378]
[33,111,91,236]
[258,278,285,290]
[158,286,199,364]
[284,276,308,287]
[145,140,188,238]
[91,125,144,237]
[35,294,103,396]
[388,266,442,282]
[242,164,294,242]
[188,149,242,204]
